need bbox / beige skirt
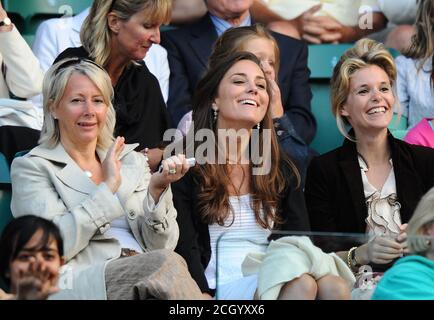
[105,249,202,300]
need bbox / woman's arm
[171,172,211,294]
[10,156,125,261]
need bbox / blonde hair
[407,187,434,255]
[330,39,398,141]
[80,0,171,67]
[40,58,116,150]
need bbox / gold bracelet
[347,247,358,269]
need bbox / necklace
[84,170,93,178]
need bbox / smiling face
[214,59,269,130]
[8,229,63,294]
[341,64,395,135]
[53,72,108,149]
[241,37,277,81]
[110,9,161,61]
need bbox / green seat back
[308,44,351,154]
[0,152,12,236]
[3,0,92,34]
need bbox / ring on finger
[168,168,176,174]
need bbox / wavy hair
[330,39,398,141]
[404,0,434,86]
[39,58,116,150]
[187,51,299,229]
[80,0,171,67]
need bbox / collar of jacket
[28,142,139,196]
[338,129,414,229]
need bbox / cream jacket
[0,26,43,99]
[10,143,179,299]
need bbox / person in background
[304,39,434,299]
[54,0,173,172]
[10,58,202,300]
[0,216,64,300]
[32,4,170,105]
[251,0,417,51]
[397,0,434,146]
[372,186,434,300]
[161,0,316,147]
[0,1,44,164]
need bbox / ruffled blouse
[358,156,402,237]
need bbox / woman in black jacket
[305,39,434,298]
[171,51,324,300]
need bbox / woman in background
[396,0,434,145]
[54,0,172,171]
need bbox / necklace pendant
[84,170,93,178]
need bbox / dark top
[161,14,316,144]
[172,162,310,293]
[305,131,434,266]
[54,47,171,150]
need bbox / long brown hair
[187,51,299,229]
[404,0,434,86]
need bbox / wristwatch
[0,17,11,27]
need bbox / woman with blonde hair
[304,38,434,298]
[54,0,172,171]
[10,58,202,300]
[373,186,434,299]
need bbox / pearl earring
[212,103,218,121]
[256,122,261,130]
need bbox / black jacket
[305,132,434,257]
[172,163,310,293]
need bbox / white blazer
[0,26,44,99]
[11,142,179,299]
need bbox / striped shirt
[205,194,271,289]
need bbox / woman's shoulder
[53,46,89,64]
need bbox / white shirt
[396,55,434,128]
[205,194,271,289]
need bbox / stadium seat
[0,152,12,236]
[3,0,92,34]
[308,44,351,154]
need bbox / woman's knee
[278,274,318,300]
[317,275,351,300]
